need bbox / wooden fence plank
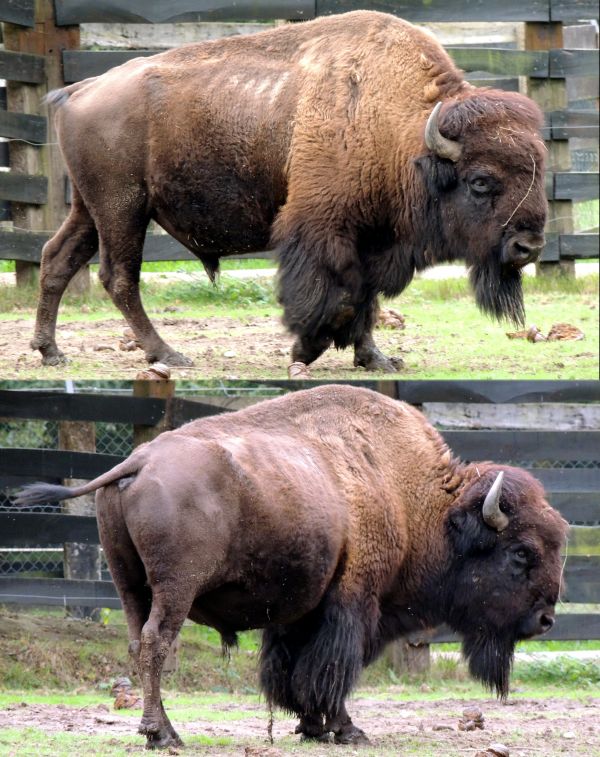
[62,49,159,82]
[529,468,600,492]
[551,49,599,78]
[316,0,550,22]
[559,234,600,259]
[0,390,167,424]
[0,449,124,481]
[548,492,600,525]
[0,173,48,204]
[2,450,599,496]
[393,381,600,405]
[1,229,596,264]
[0,50,45,84]
[63,47,577,84]
[407,613,600,643]
[2,499,597,550]
[54,0,314,25]
[562,556,600,603]
[546,109,599,140]
[448,48,548,77]
[0,230,48,261]
[553,172,600,201]
[0,0,35,27]
[1,556,596,610]
[443,430,600,462]
[0,512,99,547]
[551,0,600,21]
[0,110,47,144]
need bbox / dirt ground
[0,315,395,380]
[1,693,598,756]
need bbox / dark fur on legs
[260,602,366,735]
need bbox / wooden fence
[0,379,599,644]
[0,0,598,283]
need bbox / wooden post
[3,0,86,290]
[133,371,179,671]
[387,640,431,677]
[525,21,575,276]
[58,418,101,620]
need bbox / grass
[1,609,598,757]
[1,267,597,379]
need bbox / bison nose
[503,234,545,268]
[538,611,555,634]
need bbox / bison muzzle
[15,385,567,749]
[32,11,548,373]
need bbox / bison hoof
[300,732,333,743]
[139,721,183,750]
[147,350,194,367]
[40,349,67,366]
[354,352,404,372]
[333,725,371,745]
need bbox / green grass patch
[0,271,597,379]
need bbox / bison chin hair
[469,255,525,328]
[461,631,515,700]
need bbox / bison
[32,11,548,374]
[15,385,567,749]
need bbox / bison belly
[151,159,283,256]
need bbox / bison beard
[469,254,526,328]
[462,630,516,700]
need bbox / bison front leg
[354,331,404,372]
[325,704,370,745]
[353,298,404,372]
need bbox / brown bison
[16,385,567,749]
[32,11,547,373]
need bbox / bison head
[445,466,567,698]
[417,92,547,326]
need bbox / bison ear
[447,506,497,556]
[414,155,457,193]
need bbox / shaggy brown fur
[32,12,547,371]
[15,386,567,749]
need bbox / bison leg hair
[260,610,369,743]
[31,188,98,365]
[291,603,366,728]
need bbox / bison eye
[513,547,528,564]
[469,176,492,195]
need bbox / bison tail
[13,454,144,508]
[43,88,71,108]
[13,482,82,507]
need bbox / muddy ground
[1,692,598,756]
[1,310,596,380]
[2,313,411,380]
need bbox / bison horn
[482,471,509,532]
[425,102,462,162]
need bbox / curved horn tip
[424,101,462,163]
[482,471,509,532]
